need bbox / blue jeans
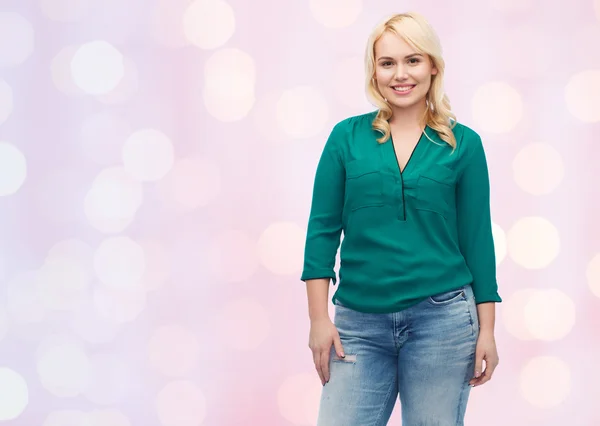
[317,284,479,426]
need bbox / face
[373,32,438,112]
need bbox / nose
[394,65,408,80]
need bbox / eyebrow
[377,54,423,61]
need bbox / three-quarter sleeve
[455,133,502,304]
[300,122,346,284]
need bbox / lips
[391,84,416,95]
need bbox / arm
[456,132,501,386]
[455,132,502,315]
[301,122,346,290]
[301,123,347,385]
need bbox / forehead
[374,32,419,59]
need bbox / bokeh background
[0,0,599,425]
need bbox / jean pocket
[427,287,466,305]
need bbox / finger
[473,353,484,379]
[313,353,325,385]
[321,349,331,383]
[333,334,345,359]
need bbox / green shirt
[301,111,502,313]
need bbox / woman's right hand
[308,318,345,385]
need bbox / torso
[390,126,425,173]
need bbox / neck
[388,99,428,131]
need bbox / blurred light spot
[203,48,256,121]
[257,222,306,275]
[96,56,138,104]
[520,356,570,408]
[489,0,533,12]
[34,169,86,224]
[0,13,34,67]
[501,289,536,340]
[0,80,13,125]
[88,409,131,426]
[183,0,235,49]
[83,354,131,405]
[332,55,369,109]
[138,240,171,291]
[309,0,362,29]
[93,285,146,323]
[156,381,206,426]
[208,230,258,283]
[70,300,120,344]
[0,142,27,196]
[122,129,174,182]
[81,111,131,165]
[491,222,507,265]
[507,217,559,269]
[471,81,523,133]
[157,157,221,212]
[7,270,46,324]
[36,338,90,397]
[52,45,86,97]
[70,41,125,95]
[152,0,194,48]
[277,86,329,139]
[524,289,576,341]
[217,298,269,351]
[252,91,291,145]
[40,0,90,22]
[43,410,91,426]
[277,373,322,425]
[513,143,564,195]
[148,325,200,377]
[587,253,600,299]
[565,69,600,123]
[37,256,91,311]
[0,368,29,421]
[94,236,145,290]
[497,26,551,79]
[84,166,143,234]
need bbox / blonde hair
[365,12,457,149]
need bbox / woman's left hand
[469,330,499,387]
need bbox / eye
[408,58,421,64]
[380,61,393,67]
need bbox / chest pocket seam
[345,159,384,212]
[416,165,454,218]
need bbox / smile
[391,85,415,95]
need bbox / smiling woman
[301,11,501,426]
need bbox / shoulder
[450,121,484,157]
[331,110,378,134]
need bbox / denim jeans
[317,284,479,426]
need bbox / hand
[308,318,345,386]
[469,330,499,387]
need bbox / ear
[431,67,438,76]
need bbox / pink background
[0,0,599,425]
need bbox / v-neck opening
[390,129,425,175]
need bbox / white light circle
[70,41,125,95]
[0,142,27,196]
[0,368,29,421]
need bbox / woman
[300,12,502,426]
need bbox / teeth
[393,86,414,92]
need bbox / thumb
[333,333,345,358]
[474,353,484,378]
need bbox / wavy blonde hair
[365,12,457,149]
